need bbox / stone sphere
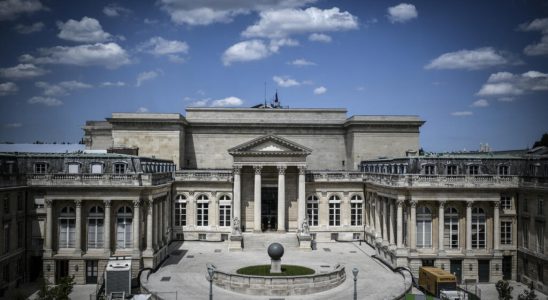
[267,243,284,260]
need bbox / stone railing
[27,172,174,187]
[520,176,548,188]
[0,175,26,188]
[212,264,346,296]
[365,173,520,188]
[306,171,363,182]
[174,169,232,182]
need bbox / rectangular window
[87,218,104,249]
[116,217,132,249]
[59,218,75,248]
[219,205,231,227]
[17,193,23,211]
[34,163,47,174]
[307,201,319,226]
[501,196,512,210]
[329,203,340,226]
[351,202,363,226]
[524,199,529,213]
[501,221,512,245]
[538,199,544,216]
[91,164,103,174]
[67,163,79,174]
[3,223,9,253]
[523,220,529,248]
[3,196,9,214]
[197,203,209,226]
[447,165,457,175]
[114,163,126,174]
[424,165,435,175]
[444,213,459,249]
[529,165,536,176]
[174,202,186,226]
[17,222,23,248]
[536,221,544,254]
[199,233,206,240]
[469,165,479,175]
[498,165,509,176]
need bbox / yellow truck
[418,266,467,299]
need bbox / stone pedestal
[229,235,243,251]
[270,259,281,273]
[298,234,312,251]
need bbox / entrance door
[86,260,98,284]
[478,260,490,282]
[261,187,277,231]
[56,260,69,282]
[450,260,462,283]
[503,256,512,280]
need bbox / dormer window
[447,165,457,175]
[468,165,479,175]
[498,165,509,176]
[91,163,103,174]
[424,165,435,175]
[34,163,47,174]
[114,163,127,174]
[67,163,80,174]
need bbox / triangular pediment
[228,135,312,156]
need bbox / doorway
[56,260,69,282]
[86,260,98,284]
[261,187,277,231]
[503,256,512,280]
[450,260,462,283]
[478,260,490,282]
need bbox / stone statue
[301,218,310,236]
[232,217,241,235]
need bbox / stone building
[0,105,546,296]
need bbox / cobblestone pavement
[142,240,412,300]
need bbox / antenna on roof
[264,81,267,108]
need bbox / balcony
[365,173,520,188]
[306,171,363,182]
[174,169,233,182]
[520,176,548,188]
[27,172,173,187]
[0,175,26,188]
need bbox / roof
[0,143,85,153]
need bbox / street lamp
[352,267,359,300]
[207,264,215,300]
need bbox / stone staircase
[242,232,299,251]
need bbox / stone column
[104,200,111,254]
[389,199,395,245]
[494,201,500,250]
[145,198,153,254]
[233,166,242,223]
[374,195,381,239]
[277,165,286,232]
[253,166,262,232]
[410,200,417,250]
[439,201,445,251]
[74,199,82,254]
[133,199,140,253]
[45,199,53,256]
[382,198,388,242]
[466,201,473,251]
[297,166,306,231]
[396,200,404,248]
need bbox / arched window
[350,195,363,226]
[329,195,341,226]
[444,207,459,249]
[218,195,231,227]
[416,206,432,248]
[196,194,209,226]
[174,195,187,227]
[59,206,75,248]
[472,207,486,249]
[88,206,104,249]
[116,206,132,249]
[307,195,319,226]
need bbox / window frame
[87,206,104,249]
[444,207,459,249]
[116,206,132,249]
[328,195,341,226]
[416,206,432,248]
[196,194,209,227]
[34,162,48,174]
[174,195,187,227]
[218,195,231,227]
[306,195,319,226]
[350,194,363,226]
[471,207,486,249]
[500,220,512,245]
[58,206,76,249]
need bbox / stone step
[242,233,299,251]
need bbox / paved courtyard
[141,239,412,300]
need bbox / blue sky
[0,0,547,152]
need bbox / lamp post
[207,265,214,300]
[352,267,359,300]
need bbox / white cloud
[190,99,209,107]
[242,7,358,39]
[519,18,548,56]
[0,82,18,96]
[57,17,112,43]
[471,99,489,107]
[313,86,327,94]
[103,3,131,17]
[136,70,159,87]
[35,81,92,97]
[356,86,365,91]
[14,21,44,34]
[387,3,418,24]
[0,0,45,21]
[425,47,514,70]
[288,58,315,66]
[273,75,300,87]
[100,81,125,87]
[308,33,332,43]
[138,36,189,62]
[4,123,22,128]
[476,70,548,97]
[498,97,515,102]
[28,96,62,106]
[20,43,131,69]
[222,40,270,65]
[0,63,48,79]
[136,107,149,113]
[158,0,316,26]
[451,111,473,117]
[144,18,159,25]
[211,96,243,107]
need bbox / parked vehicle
[419,267,467,299]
